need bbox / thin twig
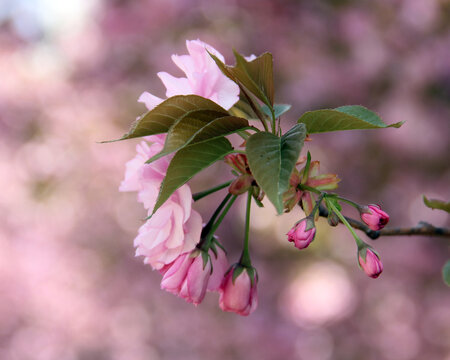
[318,205,450,240]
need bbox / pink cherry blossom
[219,268,258,316]
[140,39,239,110]
[120,134,202,270]
[134,194,202,270]
[359,249,383,278]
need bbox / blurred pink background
[0,1,449,359]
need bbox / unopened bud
[327,211,339,227]
[360,204,389,231]
[229,174,253,195]
[287,218,316,250]
[358,248,383,278]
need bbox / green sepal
[301,151,312,185]
[231,265,245,284]
[201,250,210,270]
[245,267,258,287]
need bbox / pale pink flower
[287,218,316,250]
[119,134,166,193]
[219,267,258,316]
[359,248,383,279]
[160,246,228,304]
[140,39,239,110]
[134,193,202,270]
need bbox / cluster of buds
[284,159,340,214]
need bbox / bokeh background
[1,0,449,359]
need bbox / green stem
[193,181,232,201]
[205,195,238,243]
[311,193,325,218]
[327,198,365,248]
[232,150,247,155]
[201,194,232,238]
[336,196,361,209]
[239,190,253,267]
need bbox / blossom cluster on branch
[109,39,405,316]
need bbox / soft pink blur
[0,1,449,359]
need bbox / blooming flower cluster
[120,40,257,315]
[118,39,394,317]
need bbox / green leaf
[423,195,450,213]
[261,104,291,118]
[443,260,450,286]
[209,51,274,108]
[246,124,306,214]
[152,137,233,214]
[229,99,258,120]
[147,115,250,163]
[102,95,228,142]
[298,105,404,134]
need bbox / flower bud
[327,211,339,227]
[160,249,212,305]
[224,154,249,174]
[287,218,316,250]
[360,204,389,231]
[358,248,383,278]
[229,174,253,195]
[219,266,258,316]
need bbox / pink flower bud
[219,267,258,316]
[287,218,316,249]
[360,204,389,231]
[160,250,212,305]
[358,249,383,279]
[229,174,253,195]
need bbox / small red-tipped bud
[358,248,383,278]
[360,204,389,231]
[327,211,339,227]
[229,174,253,195]
[287,218,316,250]
[224,154,249,174]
